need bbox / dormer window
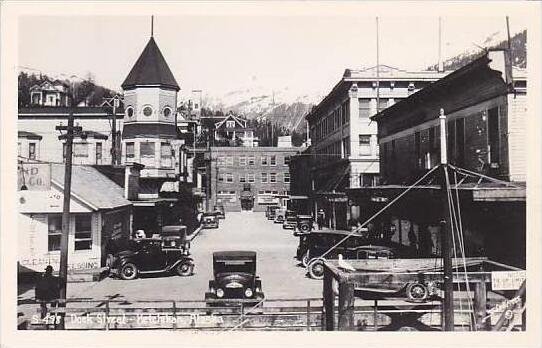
[163,106,172,117]
[226,120,235,128]
[143,105,153,117]
[126,107,134,118]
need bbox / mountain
[427,30,526,71]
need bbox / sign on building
[491,271,526,290]
[18,163,51,191]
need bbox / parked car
[201,212,219,229]
[282,211,297,230]
[296,229,414,279]
[107,225,194,280]
[265,205,280,220]
[213,205,225,219]
[273,208,286,223]
[205,251,264,306]
[296,215,314,233]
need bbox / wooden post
[373,300,378,331]
[338,280,355,331]
[306,299,311,331]
[323,266,335,330]
[172,301,177,329]
[474,279,489,330]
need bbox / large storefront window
[48,214,62,252]
[75,215,92,251]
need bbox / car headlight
[244,288,253,298]
[216,288,224,298]
[255,287,261,293]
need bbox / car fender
[167,257,194,271]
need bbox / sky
[18,11,527,103]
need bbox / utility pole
[439,108,454,331]
[55,88,82,329]
[103,95,122,165]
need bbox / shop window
[284,172,290,183]
[261,156,268,166]
[248,173,255,183]
[126,142,135,159]
[75,215,92,251]
[73,143,88,158]
[140,142,155,158]
[270,155,276,166]
[270,173,277,183]
[48,215,62,252]
[261,173,268,183]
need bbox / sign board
[257,195,279,204]
[491,271,526,290]
[371,196,389,203]
[18,163,51,191]
[328,197,348,203]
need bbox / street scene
[9,3,535,335]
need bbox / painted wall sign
[491,271,526,290]
[18,163,51,190]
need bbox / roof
[51,163,131,210]
[121,37,180,91]
[213,251,257,261]
[18,106,124,117]
[18,131,42,140]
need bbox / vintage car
[296,229,414,279]
[282,211,298,230]
[201,212,219,229]
[296,215,314,233]
[265,205,280,220]
[205,251,265,306]
[107,225,194,280]
[213,205,226,219]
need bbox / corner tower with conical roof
[121,34,182,190]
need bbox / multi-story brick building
[301,65,447,228]
[207,146,299,212]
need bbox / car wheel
[302,251,310,267]
[176,261,194,276]
[405,283,429,302]
[307,258,325,280]
[120,263,138,280]
[277,216,284,222]
[300,223,311,233]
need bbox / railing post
[374,300,378,331]
[323,266,335,330]
[105,300,110,331]
[306,299,311,331]
[338,280,355,331]
[172,301,177,329]
[474,271,489,330]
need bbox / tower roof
[121,37,180,91]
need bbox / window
[226,173,233,183]
[247,173,255,183]
[28,142,36,160]
[218,173,224,182]
[163,106,172,117]
[261,156,268,166]
[126,142,135,159]
[73,143,88,157]
[96,143,102,164]
[140,142,155,158]
[270,155,276,166]
[377,98,389,112]
[239,173,246,183]
[143,106,153,117]
[488,107,500,164]
[161,142,172,167]
[284,156,290,166]
[270,173,277,183]
[283,172,290,183]
[359,135,371,156]
[261,173,268,183]
[248,156,255,165]
[239,156,246,166]
[226,120,235,128]
[217,156,226,166]
[359,99,371,118]
[48,215,62,252]
[126,107,134,118]
[226,156,233,166]
[74,215,92,251]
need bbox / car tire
[405,283,429,302]
[299,223,311,233]
[307,258,325,280]
[120,263,138,280]
[176,261,194,276]
[302,251,310,267]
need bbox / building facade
[347,50,527,267]
[207,146,298,212]
[29,80,70,107]
[301,66,448,228]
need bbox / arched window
[163,106,172,117]
[126,106,134,118]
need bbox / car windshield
[214,260,255,275]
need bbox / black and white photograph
[1,1,541,347]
